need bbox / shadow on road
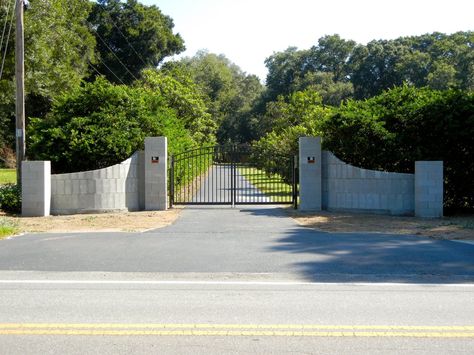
[268,226,474,284]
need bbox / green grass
[239,166,293,202]
[0,169,16,185]
[0,217,19,239]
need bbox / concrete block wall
[415,161,443,218]
[50,152,144,214]
[321,151,415,215]
[22,161,51,217]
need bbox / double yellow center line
[1,323,474,337]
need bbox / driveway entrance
[169,145,297,207]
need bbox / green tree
[307,34,356,81]
[264,47,305,101]
[290,71,354,106]
[178,51,264,143]
[0,0,96,148]
[427,62,457,89]
[139,68,216,144]
[349,40,408,99]
[88,0,185,84]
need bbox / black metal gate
[170,145,297,207]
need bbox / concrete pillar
[21,161,51,217]
[299,136,322,211]
[145,137,167,210]
[415,161,443,218]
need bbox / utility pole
[15,0,25,185]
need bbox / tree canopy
[177,50,264,143]
[0,0,96,147]
[265,32,474,104]
[88,0,185,84]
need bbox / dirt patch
[1,208,182,234]
[288,210,474,241]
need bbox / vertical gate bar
[209,147,211,203]
[184,152,186,203]
[189,150,192,203]
[184,153,187,203]
[239,162,242,204]
[231,146,235,207]
[217,147,220,203]
[202,148,205,203]
[291,155,295,207]
[250,164,254,204]
[203,147,205,203]
[201,147,204,203]
[193,149,196,203]
[228,147,231,205]
[219,147,222,203]
[271,165,273,203]
[270,162,272,203]
[293,155,297,209]
[228,149,231,204]
[203,147,206,203]
[203,148,205,203]
[231,147,233,207]
[187,151,190,203]
[188,150,191,203]
[204,147,208,202]
[200,147,203,203]
[209,147,216,203]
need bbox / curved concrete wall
[50,152,144,215]
[321,151,415,215]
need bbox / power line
[92,27,138,82]
[0,0,13,56]
[30,4,131,87]
[0,0,15,80]
[33,5,138,85]
[95,1,148,67]
[89,57,126,86]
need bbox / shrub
[28,77,195,173]
[0,184,21,214]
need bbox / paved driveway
[1,206,473,283]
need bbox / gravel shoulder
[288,210,474,241]
[2,206,473,241]
[1,208,182,235]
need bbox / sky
[141,0,474,81]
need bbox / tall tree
[0,0,96,148]
[178,51,264,143]
[88,0,185,84]
[307,34,356,81]
[139,68,216,144]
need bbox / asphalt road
[0,207,473,283]
[0,277,473,354]
[1,172,474,353]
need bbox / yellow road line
[0,323,473,331]
[0,329,473,337]
[0,324,474,337]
